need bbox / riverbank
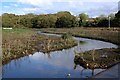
[74,48,120,69]
[93,63,119,78]
[2,28,77,64]
[40,27,120,46]
[41,27,120,70]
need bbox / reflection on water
[3,32,117,78]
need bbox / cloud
[2,0,120,2]
[15,0,120,9]
[1,0,119,17]
[68,1,83,8]
[18,0,53,7]
[85,4,118,17]
[3,6,9,8]
[23,7,39,13]
[10,4,18,7]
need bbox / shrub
[61,33,73,40]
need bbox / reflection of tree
[74,64,95,78]
[92,49,95,61]
[74,64,77,70]
[73,48,119,78]
[74,64,88,78]
[47,52,51,59]
[91,69,94,77]
[3,55,32,75]
[74,49,111,69]
[73,50,101,78]
[80,68,85,78]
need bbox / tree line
[2,11,120,28]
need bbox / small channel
[3,31,118,78]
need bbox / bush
[61,33,73,40]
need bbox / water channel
[3,32,118,78]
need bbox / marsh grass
[61,33,72,40]
[79,41,87,45]
[2,28,77,64]
[74,48,120,69]
[2,28,38,64]
[41,27,120,69]
[41,27,120,46]
[40,35,77,53]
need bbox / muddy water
[3,32,117,78]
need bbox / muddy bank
[74,48,120,69]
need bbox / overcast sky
[1,0,120,17]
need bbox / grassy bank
[2,28,77,64]
[74,48,120,69]
[41,27,120,46]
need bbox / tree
[46,14,57,28]
[2,13,36,28]
[0,16,1,27]
[115,10,120,18]
[19,14,36,28]
[2,13,17,27]
[56,16,71,28]
[32,15,48,28]
[108,13,115,20]
[92,15,109,27]
[79,13,88,27]
[56,11,71,18]
[20,17,32,28]
[99,14,106,19]
[55,11,78,28]
[114,11,120,27]
[97,18,108,27]
[32,14,57,28]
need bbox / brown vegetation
[74,48,120,69]
[41,27,120,46]
[2,28,77,64]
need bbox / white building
[3,28,12,30]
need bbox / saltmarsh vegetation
[41,27,120,68]
[74,48,120,69]
[41,27,120,46]
[40,33,77,53]
[79,41,87,45]
[2,28,39,64]
[2,28,77,64]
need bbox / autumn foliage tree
[2,11,120,28]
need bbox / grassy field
[41,27,120,46]
[2,28,77,64]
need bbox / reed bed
[74,48,120,69]
[41,27,120,46]
[41,27,120,68]
[2,28,77,64]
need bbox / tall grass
[41,27,120,46]
[2,28,38,64]
[2,28,77,64]
[74,48,120,69]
